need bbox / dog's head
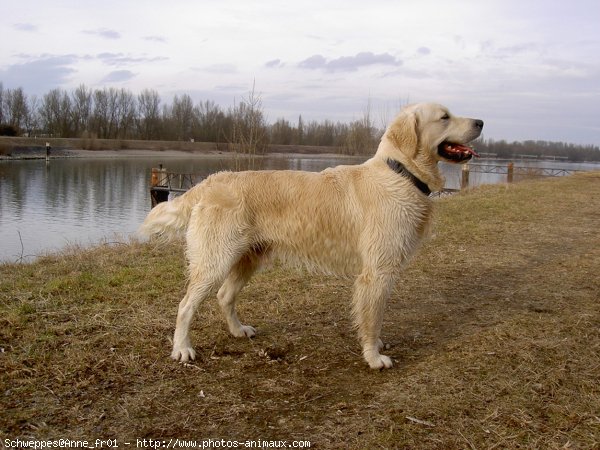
[379,103,484,191]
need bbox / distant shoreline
[0,135,354,160]
[0,147,356,161]
[2,147,598,164]
[2,137,599,164]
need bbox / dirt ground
[1,172,599,448]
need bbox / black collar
[386,158,431,196]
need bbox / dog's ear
[387,111,419,158]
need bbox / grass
[1,173,599,448]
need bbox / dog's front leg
[352,270,395,369]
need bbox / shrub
[0,124,18,136]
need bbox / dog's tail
[138,188,198,241]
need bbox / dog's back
[215,167,367,275]
[141,166,371,274]
[140,162,430,276]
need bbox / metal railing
[468,163,581,178]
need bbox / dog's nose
[474,119,484,130]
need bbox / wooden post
[461,164,470,190]
[151,167,159,187]
[159,165,168,186]
[151,164,168,186]
[507,162,514,183]
[150,164,169,208]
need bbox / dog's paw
[171,345,196,362]
[367,354,393,370]
[231,325,256,338]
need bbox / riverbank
[1,172,599,447]
[0,135,347,160]
[0,147,351,161]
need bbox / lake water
[0,154,597,262]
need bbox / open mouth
[437,141,480,163]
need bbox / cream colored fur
[139,103,483,369]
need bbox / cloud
[215,83,247,92]
[13,23,38,32]
[417,47,431,56]
[298,52,402,72]
[101,70,136,83]
[0,52,168,92]
[298,54,327,70]
[0,55,77,93]
[143,35,167,43]
[203,64,238,74]
[265,59,284,68]
[329,52,402,71]
[82,28,121,39]
[96,52,169,66]
[487,42,541,59]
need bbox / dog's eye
[440,113,450,120]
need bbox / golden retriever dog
[139,103,483,369]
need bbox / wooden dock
[149,165,203,207]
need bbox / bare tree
[229,83,268,170]
[296,114,304,145]
[137,89,161,140]
[270,118,294,145]
[24,95,40,135]
[39,88,72,137]
[92,87,123,138]
[343,100,381,155]
[71,84,93,137]
[195,100,228,143]
[4,87,28,133]
[0,82,4,125]
[115,88,136,138]
[92,88,110,138]
[171,94,195,141]
[303,119,339,146]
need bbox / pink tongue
[446,143,480,157]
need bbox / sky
[1,0,600,146]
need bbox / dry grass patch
[1,172,599,448]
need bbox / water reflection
[0,155,595,262]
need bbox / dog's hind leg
[217,253,260,338]
[171,207,251,362]
[172,254,247,362]
[352,268,395,369]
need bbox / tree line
[473,138,599,163]
[0,82,380,155]
[1,82,598,160]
